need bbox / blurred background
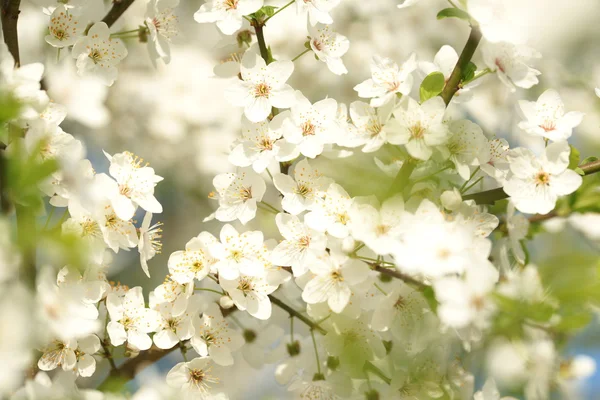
[14,0,600,397]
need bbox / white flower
[482,41,541,91]
[72,22,128,86]
[504,141,582,214]
[349,195,404,255]
[468,0,529,44]
[24,121,85,165]
[37,339,77,373]
[106,286,161,350]
[219,273,277,320]
[447,119,488,180]
[479,138,511,183]
[301,252,369,313]
[296,0,341,26]
[343,100,394,153]
[166,357,222,397]
[354,53,416,107]
[304,182,353,238]
[224,52,295,122]
[308,23,349,75]
[386,96,449,161]
[61,199,107,264]
[211,170,266,224]
[392,199,491,278]
[273,158,332,215]
[397,0,421,8]
[271,213,327,277]
[38,335,101,377]
[153,275,195,317]
[229,113,299,173]
[474,378,518,400]
[282,93,339,158]
[37,266,101,341]
[434,261,498,329]
[150,294,195,350]
[168,233,214,284]
[209,224,269,280]
[194,0,263,35]
[518,89,584,142]
[145,0,179,66]
[138,212,163,278]
[371,283,430,346]
[45,5,83,48]
[102,150,163,221]
[190,303,244,366]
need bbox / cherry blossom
[224,52,295,122]
[219,273,277,320]
[482,40,541,91]
[72,22,128,86]
[145,0,179,66]
[210,170,266,224]
[518,89,584,142]
[503,141,583,214]
[304,182,353,238]
[354,53,416,107]
[45,5,83,48]
[194,0,263,35]
[308,23,349,75]
[296,0,341,26]
[386,96,449,161]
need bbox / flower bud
[219,295,234,309]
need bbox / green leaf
[420,72,445,103]
[574,167,585,176]
[568,145,580,170]
[263,5,277,17]
[582,156,599,165]
[461,62,477,82]
[436,8,470,21]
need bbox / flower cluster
[1,0,599,399]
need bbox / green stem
[465,68,491,85]
[412,165,451,184]
[461,176,483,194]
[264,0,295,23]
[459,166,480,192]
[195,287,224,295]
[440,26,482,105]
[364,361,391,385]
[260,201,281,213]
[253,22,271,64]
[16,205,36,289]
[386,160,416,197]
[290,316,295,342]
[310,329,322,375]
[292,48,311,62]
[111,28,142,36]
[268,295,327,335]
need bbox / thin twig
[1,0,22,66]
[102,0,136,28]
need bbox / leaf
[568,145,580,170]
[461,62,477,82]
[263,5,277,17]
[582,156,599,165]
[420,72,445,103]
[436,8,470,21]
[574,167,585,176]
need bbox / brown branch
[371,264,428,289]
[101,0,136,28]
[440,26,482,105]
[1,0,22,66]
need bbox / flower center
[105,213,119,228]
[239,186,253,202]
[394,295,405,310]
[337,212,350,225]
[192,261,204,272]
[367,121,382,138]
[257,137,274,151]
[254,83,271,98]
[294,183,312,197]
[494,58,505,73]
[189,368,206,384]
[534,171,550,186]
[119,184,133,197]
[312,39,323,51]
[330,270,344,282]
[54,29,67,40]
[238,278,253,293]
[301,121,316,136]
[409,122,425,139]
[375,224,390,236]
[298,236,311,249]
[223,0,239,10]
[540,119,556,132]
[89,48,103,64]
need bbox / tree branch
[371,264,427,289]
[463,159,600,205]
[1,0,22,66]
[102,0,136,28]
[269,295,327,335]
[440,26,482,105]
